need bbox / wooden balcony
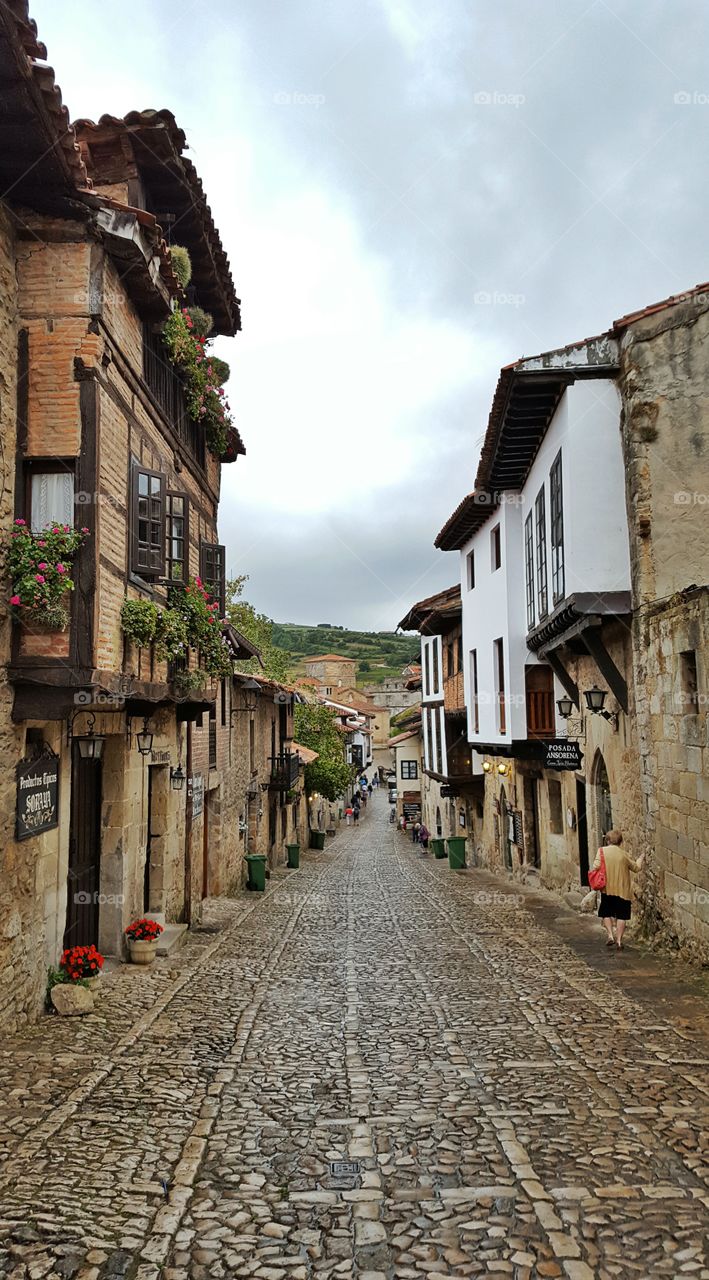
[142,326,206,469]
[268,751,300,791]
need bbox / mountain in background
[271,621,419,686]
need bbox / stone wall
[618,301,709,959]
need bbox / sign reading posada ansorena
[543,739,584,771]
[16,749,59,841]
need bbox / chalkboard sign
[189,774,204,817]
[402,801,421,822]
[16,748,59,841]
[544,740,584,771]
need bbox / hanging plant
[161,307,237,462]
[120,598,159,647]
[7,520,89,630]
[155,606,189,660]
[169,245,192,289]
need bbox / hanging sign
[188,774,204,817]
[16,748,59,841]
[544,740,584,771]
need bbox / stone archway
[591,749,613,845]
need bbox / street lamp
[170,764,186,791]
[556,695,574,719]
[482,760,492,773]
[76,712,105,761]
[583,686,619,729]
[497,762,508,776]
[136,717,154,756]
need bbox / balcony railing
[268,751,299,791]
[142,326,206,469]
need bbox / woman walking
[591,830,644,950]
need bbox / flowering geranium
[7,523,88,629]
[125,918,164,941]
[59,944,104,982]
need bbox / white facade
[460,377,630,749]
[420,634,448,775]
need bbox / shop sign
[150,749,171,765]
[16,748,59,841]
[189,774,204,817]
[543,739,583,771]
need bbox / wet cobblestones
[0,796,707,1279]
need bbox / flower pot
[128,938,159,965]
[85,974,102,992]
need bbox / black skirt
[598,893,631,920]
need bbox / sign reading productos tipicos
[16,748,59,841]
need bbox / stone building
[303,652,357,695]
[436,288,708,955]
[0,8,251,1030]
[388,729,422,825]
[362,671,422,717]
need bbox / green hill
[271,622,419,685]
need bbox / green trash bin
[245,853,267,892]
[431,838,446,859]
[286,843,300,869]
[446,836,467,870]
[310,830,326,850]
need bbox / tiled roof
[398,585,461,633]
[304,653,357,664]
[74,109,240,336]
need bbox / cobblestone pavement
[1,795,708,1280]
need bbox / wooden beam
[543,651,579,708]
[581,627,629,713]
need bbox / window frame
[535,487,548,621]
[165,491,190,584]
[494,637,506,735]
[524,510,535,631]
[401,759,418,780]
[491,523,502,571]
[467,549,475,591]
[550,450,565,605]
[470,648,479,734]
[25,458,76,532]
[130,462,166,579]
[200,540,226,614]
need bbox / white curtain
[31,473,74,532]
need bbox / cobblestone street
[1,794,708,1280]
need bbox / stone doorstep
[156,924,189,957]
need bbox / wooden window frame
[524,510,535,631]
[130,462,166,579]
[200,540,226,614]
[165,491,190,584]
[491,523,502,571]
[550,450,565,605]
[494,637,506,735]
[470,649,479,734]
[467,549,475,590]
[535,488,548,621]
[401,760,418,780]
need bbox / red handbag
[588,849,606,891]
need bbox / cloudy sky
[34,0,709,628]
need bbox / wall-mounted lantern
[76,712,105,761]
[583,685,619,730]
[170,764,186,791]
[556,695,574,719]
[136,718,154,756]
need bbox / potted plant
[7,520,89,632]
[125,917,164,964]
[58,943,105,990]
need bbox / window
[524,511,535,631]
[435,707,444,774]
[220,678,228,726]
[470,649,479,734]
[491,523,502,571]
[447,642,455,679]
[432,637,440,695]
[593,751,613,838]
[131,464,165,578]
[467,550,475,590]
[679,649,699,712]
[208,702,217,770]
[550,450,565,604]
[424,643,431,698]
[457,635,463,672]
[27,463,74,531]
[548,779,563,833]
[401,760,418,780]
[494,637,506,734]
[200,541,226,613]
[165,493,189,582]
[535,488,548,620]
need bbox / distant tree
[359,660,371,672]
[294,702,353,801]
[225,577,292,682]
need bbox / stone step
[156,923,188,956]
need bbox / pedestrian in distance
[412,822,420,844]
[367,784,373,796]
[353,805,360,824]
[590,830,645,951]
[419,823,430,852]
[345,806,353,826]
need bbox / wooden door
[202,795,209,899]
[64,748,102,949]
[576,777,589,886]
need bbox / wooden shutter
[200,541,225,613]
[131,464,165,577]
[165,492,190,582]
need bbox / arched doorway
[592,750,613,843]
[435,806,442,837]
